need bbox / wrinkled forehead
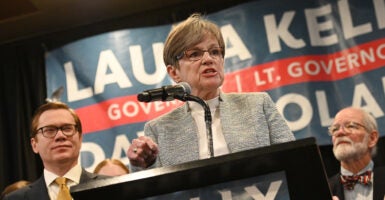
[334,108,363,124]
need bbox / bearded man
[328,107,385,200]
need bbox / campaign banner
[45,0,385,171]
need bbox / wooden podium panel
[71,137,332,199]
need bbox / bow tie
[340,171,372,190]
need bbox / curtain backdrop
[0,42,46,191]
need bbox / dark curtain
[0,42,46,191]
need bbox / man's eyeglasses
[37,124,77,138]
[176,47,224,61]
[328,121,367,136]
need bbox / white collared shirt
[44,163,82,200]
[189,96,229,159]
[341,161,374,200]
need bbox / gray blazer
[3,169,105,200]
[138,92,295,170]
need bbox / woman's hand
[127,136,159,168]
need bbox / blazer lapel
[174,105,199,161]
[154,104,199,166]
[26,176,50,200]
[219,94,235,152]
[373,166,385,200]
[329,173,345,200]
[219,93,258,153]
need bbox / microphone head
[178,82,191,94]
[137,82,192,102]
[137,91,151,102]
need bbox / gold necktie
[55,177,72,200]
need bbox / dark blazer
[329,166,385,200]
[3,168,105,200]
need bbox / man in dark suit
[4,102,106,200]
[328,107,385,200]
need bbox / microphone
[137,82,191,102]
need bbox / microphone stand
[174,93,214,158]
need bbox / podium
[71,137,332,199]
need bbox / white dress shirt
[341,161,374,200]
[44,163,82,200]
[189,96,230,159]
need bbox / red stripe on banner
[75,95,184,134]
[77,38,385,134]
[222,38,385,92]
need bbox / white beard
[333,134,369,161]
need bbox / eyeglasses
[176,47,224,61]
[37,124,77,138]
[328,121,367,136]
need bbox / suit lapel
[165,104,199,163]
[220,93,254,153]
[329,173,345,200]
[219,94,235,152]
[373,166,385,200]
[176,105,199,160]
[26,176,50,200]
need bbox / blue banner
[46,0,385,172]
